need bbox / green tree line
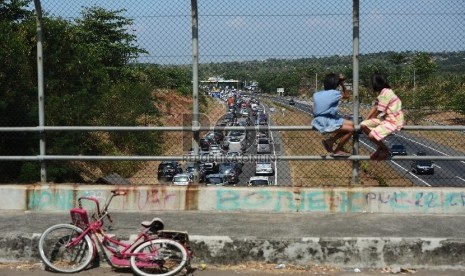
[200,51,465,117]
[0,1,193,183]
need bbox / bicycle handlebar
[77,190,127,223]
[112,190,127,196]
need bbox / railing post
[352,0,360,185]
[34,0,47,183]
[191,0,200,184]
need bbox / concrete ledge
[3,234,465,269]
[2,185,465,214]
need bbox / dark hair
[323,73,339,90]
[371,74,391,92]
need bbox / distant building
[201,77,240,90]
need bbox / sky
[33,0,465,64]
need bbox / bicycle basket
[70,207,90,229]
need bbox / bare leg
[367,133,389,160]
[333,131,353,153]
[360,124,390,160]
[332,120,354,153]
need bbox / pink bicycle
[38,190,194,276]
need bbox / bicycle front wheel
[38,223,94,273]
[130,238,188,276]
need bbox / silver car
[255,161,274,176]
[172,173,193,186]
[256,138,271,154]
[248,176,272,186]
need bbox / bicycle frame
[68,191,173,268]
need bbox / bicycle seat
[141,217,164,232]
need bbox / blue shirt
[311,89,344,133]
[313,89,341,117]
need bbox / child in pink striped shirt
[360,74,404,160]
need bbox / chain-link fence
[1,0,464,187]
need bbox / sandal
[375,150,389,161]
[322,139,333,153]
[370,149,389,161]
[370,150,381,160]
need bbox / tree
[2,5,164,182]
[0,0,33,22]
[74,6,148,80]
[0,0,38,182]
[388,52,408,85]
[409,52,437,85]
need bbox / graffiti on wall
[28,188,179,211]
[24,186,465,213]
[215,189,465,213]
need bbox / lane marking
[360,141,432,187]
[395,133,452,157]
[408,172,432,187]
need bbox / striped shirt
[377,88,404,130]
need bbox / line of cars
[159,91,274,186]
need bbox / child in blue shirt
[311,73,354,157]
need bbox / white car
[172,173,193,186]
[256,138,271,154]
[248,176,272,186]
[255,161,274,176]
[227,138,246,153]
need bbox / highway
[196,93,291,186]
[226,100,291,186]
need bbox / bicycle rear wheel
[130,238,188,276]
[38,223,94,273]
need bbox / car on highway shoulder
[256,138,271,154]
[255,161,274,176]
[247,176,272,186]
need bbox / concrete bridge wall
[2,184,465,214]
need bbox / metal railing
[1,0,463,186]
